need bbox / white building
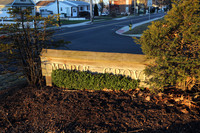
[35,0,55,14]
[39,1,90,17]
[0,0,35,18]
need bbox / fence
[0,19,44,28]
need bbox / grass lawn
[124,18,163,35]
[59,15,129,25]
[60,20,89,25]
[124,22,152,34]
[95,16,112,20]
[60,19,110,24]
[60,16,117,24]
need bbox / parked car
[101,12,109,16]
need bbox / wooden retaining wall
[40,49,151,87]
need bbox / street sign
[147,0,152,7]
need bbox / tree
[0,8,67,88]
[137,0,200,91]
[94,4,99,16]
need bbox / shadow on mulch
[0,86,199,133]
[143,121,200,133]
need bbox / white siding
[65,7,71,17]
[39,2,72,17]
[39,2,89,17]
[0,7,11,18]
[79,6,88,12]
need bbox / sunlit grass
[124,18,163,35]
[60,20,89,25]
[124,23,151,34]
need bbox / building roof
[68,1,89,6]
[13,3,35,6]
[0,0,14,5]
[36,0,89,8]
[0,0,35,6]
[36,0,55,6]
[61,1,75,7]
[60,1,89,7]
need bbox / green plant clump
[52,69,139,90]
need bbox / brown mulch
[0,86,200,133]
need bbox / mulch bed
[0,86,200,133]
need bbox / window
[61,7,63,11]
[80,7,83,11]
[20,0,26,2]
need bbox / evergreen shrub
[137,0,200,91]
[52,69,139,90]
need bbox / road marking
[53,15,164,37]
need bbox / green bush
[136,0,200,91]
[52,69,139,90]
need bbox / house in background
[35,0,55,14]
[0,0,36,19]
[39,1,90,18]
[110,0,133,15]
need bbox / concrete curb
[46,21,91,30]
[116,16,164,37]
[123,34,142,37]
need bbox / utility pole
[57,0,61,26]
[134,0,136,16]
[149,6,150,20]
[90,0,93,24]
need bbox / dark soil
[0,86,200,133]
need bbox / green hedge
[52,69,140,90]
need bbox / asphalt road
[53,13,165,54]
